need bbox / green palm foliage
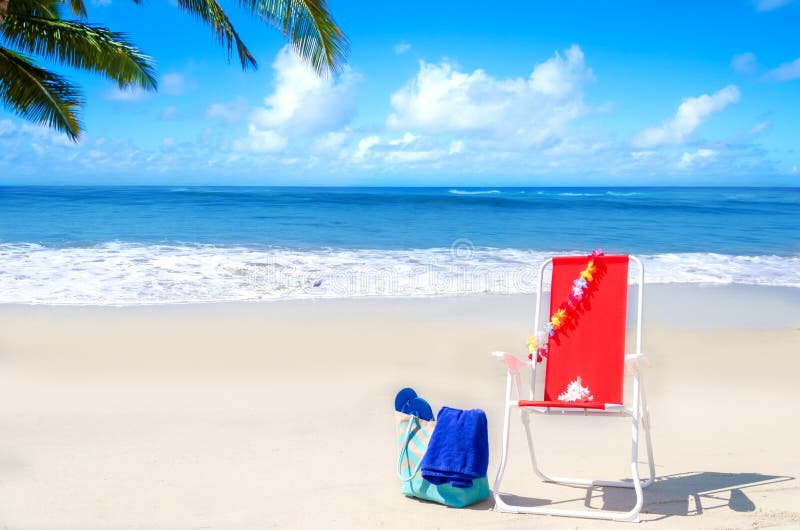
[0,0,347,141]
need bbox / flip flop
[404,396,434,421]
[394,387,418,413]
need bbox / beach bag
[395,410,491,508]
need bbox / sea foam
[0,243,797,305]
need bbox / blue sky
[1,0,799,185]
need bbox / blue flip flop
[394,387,418,413]
[404,396,434,421]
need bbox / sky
[1,0,799,186]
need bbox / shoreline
[1,283,798,329]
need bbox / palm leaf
[5,0,61,19]
[5,0,86,19]
[175,0,257,70]
[1,14,157,89]
[0,47,82,139]
[66,0,87,18]
[239,0,347,76]
[171,0,347,75]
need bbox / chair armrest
[625,353,651,373]
[491,351,529,375]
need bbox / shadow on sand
[495,471,793,520]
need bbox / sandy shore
[0,286,799,529]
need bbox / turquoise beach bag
[395,411,490,508]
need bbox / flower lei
[527,249,604,362]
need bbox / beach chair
[491,254,655,522]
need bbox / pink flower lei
[527,249,605,362]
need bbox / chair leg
[494,392,653,521]
[639,378,656,487]
[520,411,652,491]
[520,410,554,483]
[626,388,645,521]
[533,380,656,492]
[492,376,514,507]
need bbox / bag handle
[397,415,425,482]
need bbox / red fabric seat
[539,255,630,408]
[517,400,618,410]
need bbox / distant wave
[605,191,643,197]
[0,243,797,305]
[448,189,502,195]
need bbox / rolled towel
[420,407,489,488]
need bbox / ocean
[1,186,798,304]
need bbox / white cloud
[0,119,16,136]
[678,148,717,169]
[386,45,593,148]
[394,42,412,55]
[388,132,417,146]
[764,57,800,81]
[313,131,348,153]
[251,46,356,134]
[351,134,463,166]
[545,139,609,156]
[105,86,149,102]
[235,126,287,153]
[385,149,445,164]
[160,106,179,120]
[754,0,792,11]
[353,135,380,160]
[750,120,771,135]
[731,53,758,74]
[206,98,248,125]
[632,85,740,148]
[161,72,188,95]
[238,46,357,153]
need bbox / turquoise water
[0,186,798,303]
[1,186,798,254]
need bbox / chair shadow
[497,471,793,520]
[601,471,792,520]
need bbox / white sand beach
[0,286,799,529]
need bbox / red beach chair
[491,254,655,522]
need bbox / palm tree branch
[239,0,347,76]
[0,46,82,139]
[175,0,257,70]
[291,0,348,75]
[5,0,60,19]
[66,0,87,18]
[1,15,157,89]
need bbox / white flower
[558,377,594,402]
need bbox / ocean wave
[448,189,502,195]
[0,243,797,305]
[605,191,643,197]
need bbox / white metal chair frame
[491,255,655,522]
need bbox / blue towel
[420,407,489,488]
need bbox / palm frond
[1,14,157,89]
[6,0,61,19]
[175,0,257,70]
[7,0,87,20]
[0,47,82,139]
[66,0,87,18]
[239,0,348,76]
